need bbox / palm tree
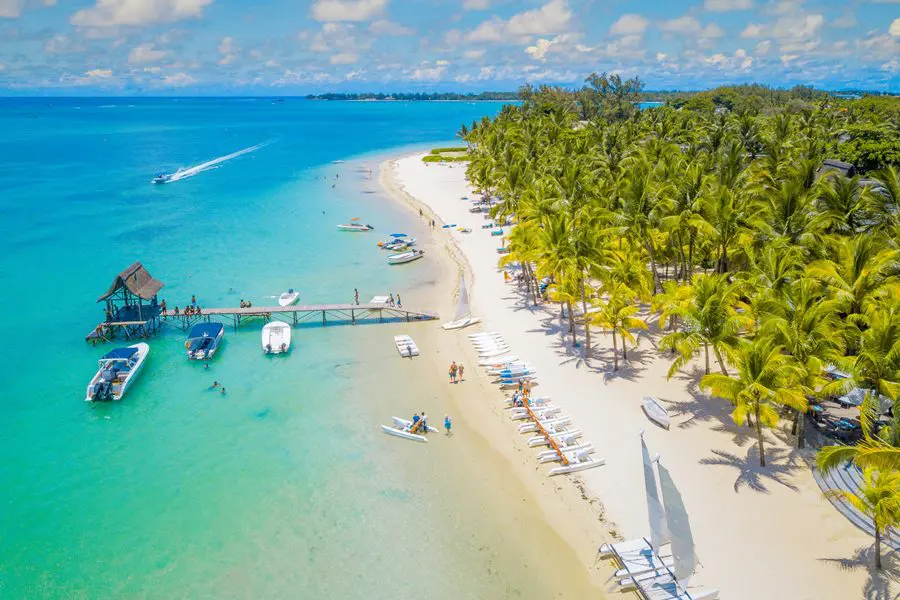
[589,283,648,371]
[818,394,900,473]
[867,165,900,233]
[659,274,751,377]
[823,468,900,570]
[700,337,807,467]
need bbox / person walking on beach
[449,361,458,383]
[457,363,465,382]
[396,293,402,308]
[444,415,452,435]
[354,288,359,305]
[389,293,395,307]
[431,219,435,230]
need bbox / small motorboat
[394,334,419,357]
[387,249,424,265]
[185,323,225,360]
[337,222,374,232]
[85,343,149,402]
[381,416,438,442]
[278,289,300,307]
[642,396,670,430]
[152,173,174,184]
[262,321,292,354]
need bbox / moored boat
[262,321,292,354]
[387,249,425,265]
[186,323,225,360]
[337,221,374,232]
[278,289,300,307]
[85,343,149,402]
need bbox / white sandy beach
[384,152,896,600]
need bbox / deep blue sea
[0,98,599,599]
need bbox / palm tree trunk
[687,230,696,281]
[797,409,806,449]
[875,526,883,570]
[645,239,660,294]
[713,346,729,376]
[704,342,710,375]
[580,275,590,359]
[755,403,766,467]
[612,329,619,371]
[567,301,575,345]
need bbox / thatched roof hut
[98,261,164,302]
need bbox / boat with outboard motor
[185,323,224,360]
[85,343,149,402]
[337,219,374,232]
[278,289,300,307]
[387,249,425,265]
[262,321,292,354]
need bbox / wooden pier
[88,303,438,339]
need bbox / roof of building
[98,261,164,302]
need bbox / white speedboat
[337,222,374,232]
[85,342,149,402]
[642,396,670,430]
[278,289,299,307]
[186,323,224,360]
[262,321,292,354]
[387,249,424,265]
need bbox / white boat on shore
[510,405,561,420]
[443,277,481,330]
[518,415,569,433]
[642,396,670,430]
[262,321,292,354]
[480,355,520,367]
[85,342,149,402]
[387,249,425,265]
[549,453,605,476]
[278,289,300,307]
[381,416,439,442]
[527,429,582,447]
[539,444,595,463]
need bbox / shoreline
[379,156,614,593]
[382,151,897,600]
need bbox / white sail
[657,462,698,585]
[641,437,670,552]
[453,276,470,322]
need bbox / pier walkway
[87,303,438,340]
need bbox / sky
[0,0,897,94]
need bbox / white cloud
[741,23,763,37]
[330,52,358,64]
[891,18,900,37]
[609,14,648,36]
[129,43,167,65]
[411,61,446,80]
[755,39,771,54]
[217,36,237,65]
[882,59,899,72]
[310,0,387,22]
[660,16,701,34]
[468,0,571,43]
[310,22,369,56]
[463,48,485,59]
[0,0,23,18]
[704,0,753,11]
[701,23,725,38]
[656,52,668,61]
[86,68,113,78]
[526,38,554,61]
[462,0,489,9]
[71,0,213,27]
[831,12,857,29]
[369,19,414,35]
[704,53,727,65]
[161,72,196,87]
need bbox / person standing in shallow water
[444,415,452,435]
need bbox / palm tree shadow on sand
[699,446,802,494]
[818,545,899,600]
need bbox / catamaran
[381,416,438,442]
[262,321,292,354]
[185,323,224,360]
[278,289,300,307]
[85,343,149,402]
[442,276,481,330]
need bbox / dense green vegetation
[305,92,518,101]
[462,75,900,568]
[423,147,470,163]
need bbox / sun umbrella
[390,233,408,238]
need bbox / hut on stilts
[87,262,164,343]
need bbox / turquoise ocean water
[0,99,589,599]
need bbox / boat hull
[381,425,428,442]
[278,292,300,307]
[442,317,482,330]
[85,342,149,402]
[262,321,292,354]
[642,396,670,430]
